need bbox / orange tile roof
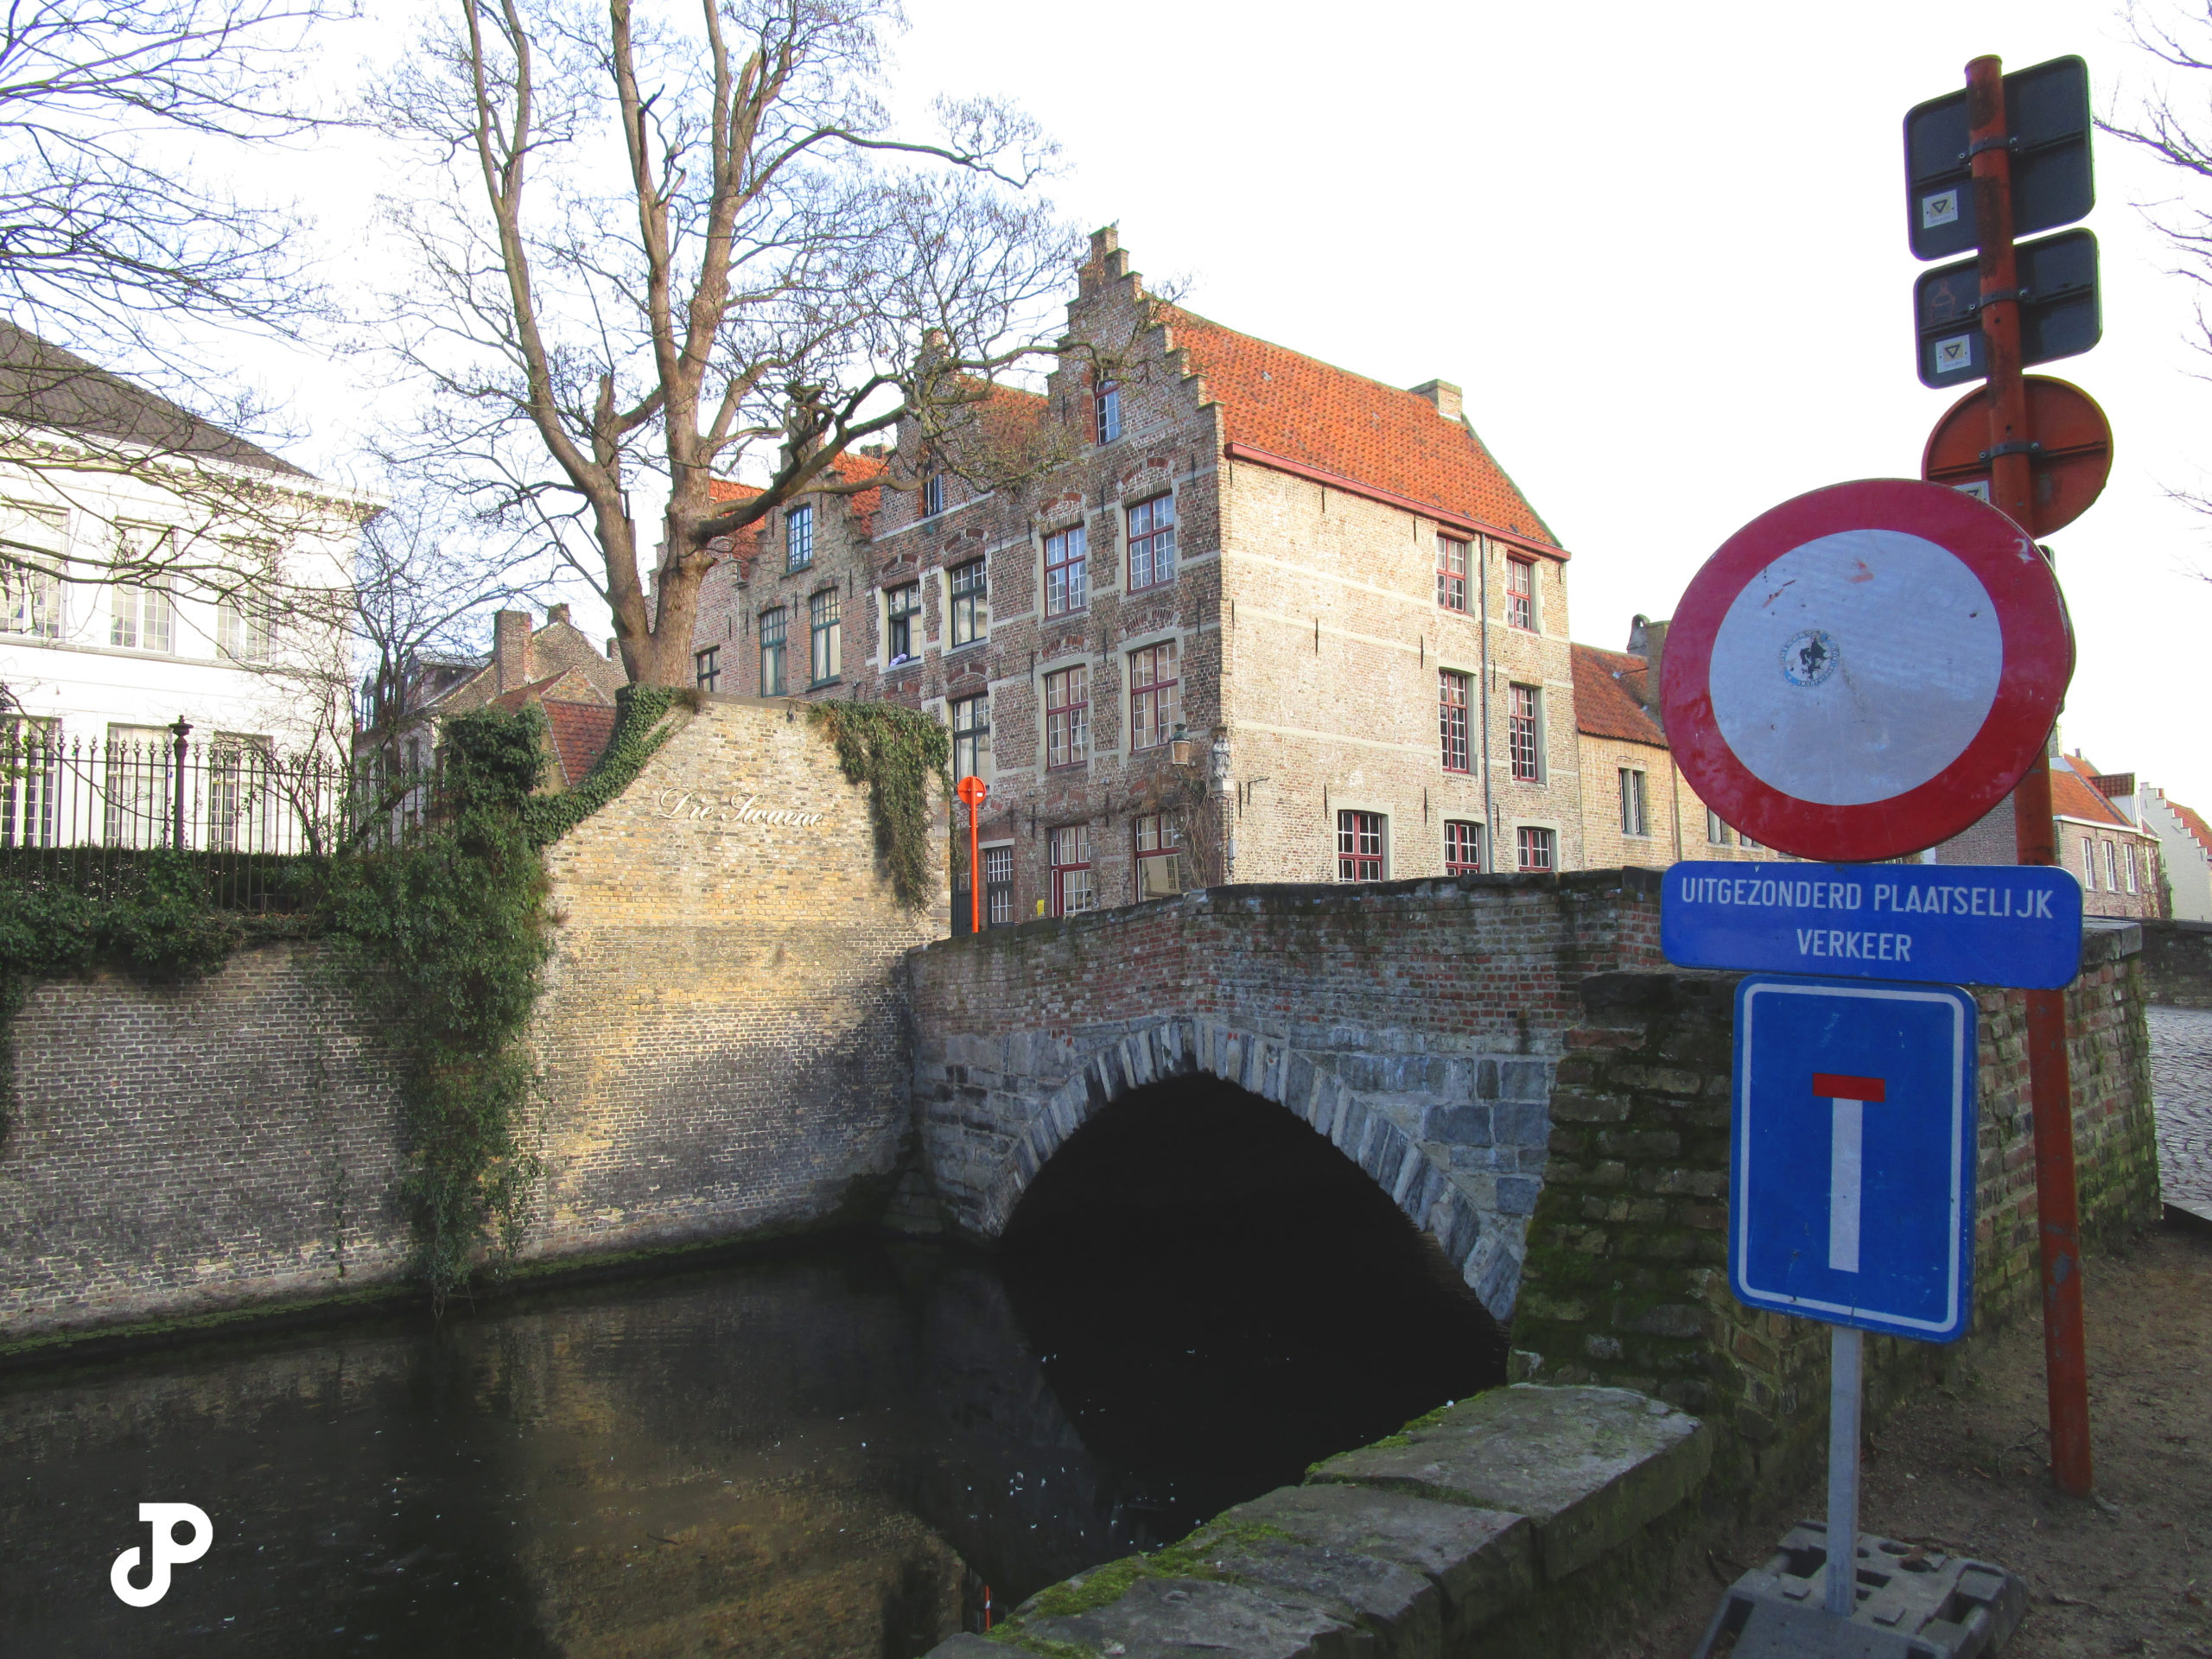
[709,477,763,505]
[1165,307,1559,550]
[2051,756,2133,830]
[544,701,618,788]
[1572,644,1666,746]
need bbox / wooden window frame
[948,557,988,649]
[1045,664,1090,770]
[1516,824,1555,873]
[951,692,990,782]
[1337,809,1385,882]
[693,645,720,692]
[1128,493,1177,591]
[758,606,788,696]
[1439,669,1471,772]
[885,582,921,663]
[1128,640,1179,753]
[1508,683,1541,782]
[785,503,814,572]
[1444,818,1483,875]
[1505,555,1536,631]
[1436,535,1469,613]
[1050,823,1094,916]
[1044,524,1086,617]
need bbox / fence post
[169,718,191,852]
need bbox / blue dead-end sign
[1732,975,1980,1343]
[1664,861,2082,988]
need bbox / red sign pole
[1967,53,2094,1498]
[956,775,988,934]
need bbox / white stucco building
[0,327,374,770]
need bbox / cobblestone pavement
[2148,1005,2212,1218]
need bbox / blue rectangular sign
[1662,861,2082,988]
[1732,974,1980,1342]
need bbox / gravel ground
[1591,1007,2212,1658]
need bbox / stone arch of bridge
[920,1014,1553,1323]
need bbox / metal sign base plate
[1692,1522,2027,1659]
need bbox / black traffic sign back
[1905,54,2094,262]
[1914,229,2101,389]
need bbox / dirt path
[1613,1224,2212,1658]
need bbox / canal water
[1,1084,1506,1656]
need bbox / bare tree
[2106,4,2212,542]
[350,480,569,739]
[370,0,1080,686]
[0,0,372,713]
[0,0,340,405]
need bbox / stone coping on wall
[925,1383,1711,1659]
[912,865,1668,957]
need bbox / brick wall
[2139,918,2212,1007]
[0,939,410,1334]
[0,699,946,1338]
[1509,928,2161,1488]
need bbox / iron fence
[0,728,438,911]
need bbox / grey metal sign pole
[1824,1326,1863,1616]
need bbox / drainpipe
[1478,537,1496,869]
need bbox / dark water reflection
[3,1089,1505,1657]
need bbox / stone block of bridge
[1307,1384,1711,1582]
[906,873,1670,1325]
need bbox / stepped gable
[1163,305,1560,548]
[2171,798,2212,860]
[1571,644,1664,745]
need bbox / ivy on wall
[804,700,950,907]
[0,688,696,1308]
[0,855,248,1143]
[324,707,554,1310]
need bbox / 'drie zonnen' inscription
[653,790,828,830]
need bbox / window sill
[944,639,988,658]
[1127,579,1175,597]
[807,677,842,691]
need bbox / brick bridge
[905,872,1666,1323]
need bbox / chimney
[1626,615,1669,721]
[1078,225,1127,297]
[606,638,619,661]
[1410,379,1463,421]
[493,610,531,691]
[545,602,571,626]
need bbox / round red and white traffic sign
[1660,479,2073,863]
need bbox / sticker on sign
[1661,480,2072,862]
[1662,861,2083,988]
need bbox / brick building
[692,227,1586,923]
[1570,630,1782,870]
[1931,747,2164,918]
[378,605,627,789]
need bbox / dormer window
[1095,381,1121,443]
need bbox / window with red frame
[1508,683,1541,781]
[1135,812,1182,898]
[1045,665,1089,769]
[1516,825,1554,872]
[1445,819,1483,874]
[1506,556,1535,631]
[1128,493,1176,589]
[1050,824,1094,915]
[1044,524,1086,616]
[1128,640,1179,752]
[1439,669,1470,772]
[1337,810,1384,881]
[1436,535,1469,612]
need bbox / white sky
[258,0,2212,810]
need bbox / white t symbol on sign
[1814,1072,1886,1274]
